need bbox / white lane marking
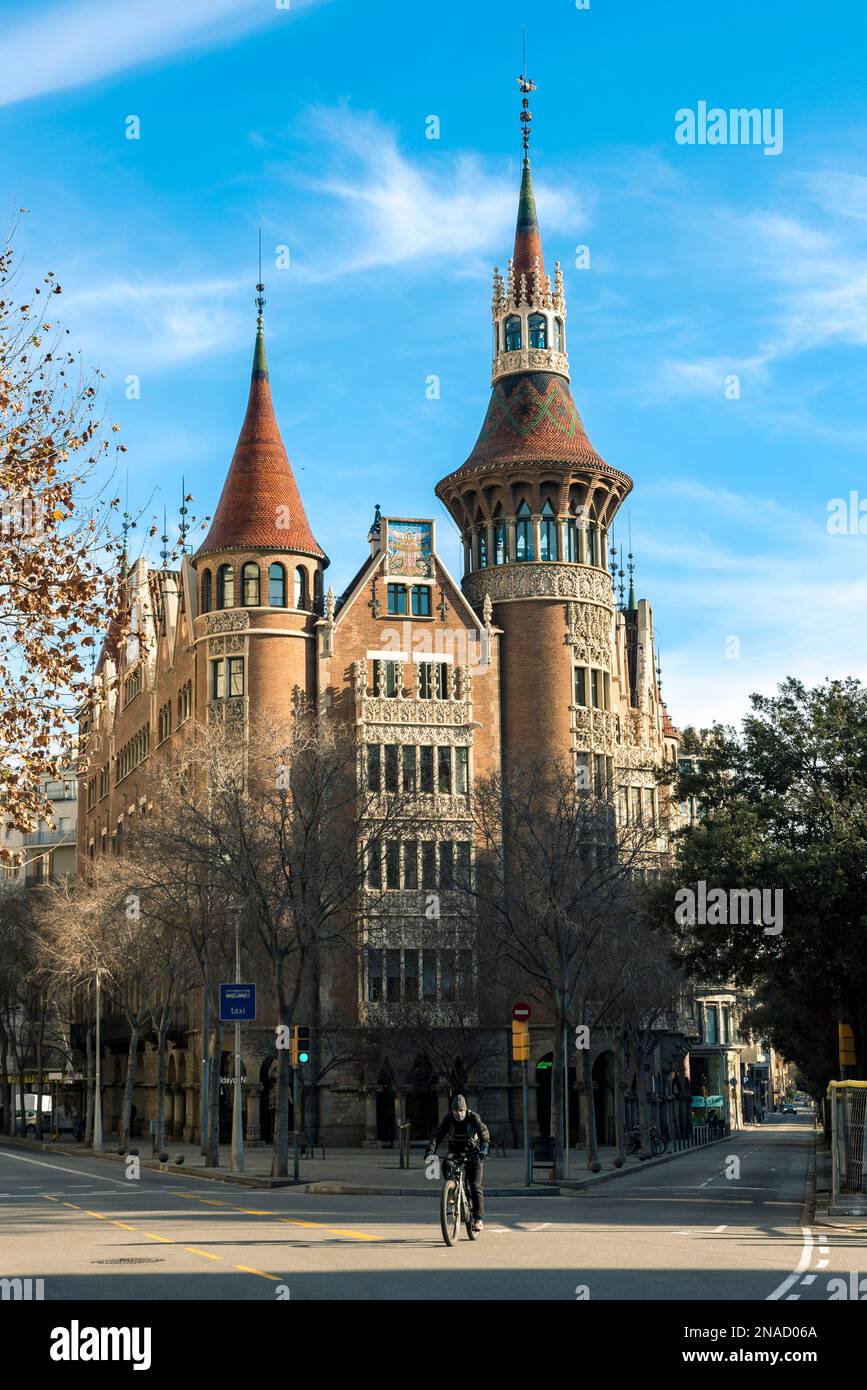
[712,1225,728,1233]
[786,1294,801,1301]
[0,1152,132,1187]
[767,1227,813,1301]
[817,1259,829,1269]
[527,1222,551,1231]
[800,1274,816,1285]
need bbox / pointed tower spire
[195,264,326,563]
[627,517,637,611]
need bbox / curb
[811,1133,867,1232]
[303,1182,561,1197]
[557,1132,736,1192]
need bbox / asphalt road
[0,1115,860,1300]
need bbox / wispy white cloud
[0,0,322,109]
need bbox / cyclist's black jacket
[428,1110,490,1155]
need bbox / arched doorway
[405,1055,439,1141]
[536,1053,579,1142]
[218,1052,247,1144]
[592,1051,615,1146]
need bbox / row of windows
[210,656,245,700]
[472,502,605,570]
[116,726,150,784]
[616,785,658,826]
[367,840,472,891]
[366,744,469,796]
[367,948,473,1004]
[157,701,172,744]
[497,314,563,354]
[123,667,142,707]
[574,667,612,711]
[371,659,454,700]
[386,583,432,616]
[201,562,321,614]
[575,752,615,799]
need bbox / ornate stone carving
[571,706,616,753]
[361,696,473,730]
[207,696,247,726]
[615,744,659,771]
[205,611,249,635]
[207,634,247,657]
[565,601,612,666]
[492,346,570,384]
[462,563,614,610]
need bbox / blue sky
[2,0,866,727]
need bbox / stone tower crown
[491,157,569,385]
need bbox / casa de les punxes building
[76,97,702,1151]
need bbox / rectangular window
[387,583,407,615]
[441,950,455,1001]
[420,745,434,792]
[435,663,449,699]
[574,668,586,706]
[576,751,591,792]
[630,786,641,823]
[438,746,451,793]
[372,660,399,697]
[403,841,418,890]
[367,843,382,890]
[421,841,436,890]
[404,950,419,1002]
[384,744,399,793]
[440,840,454,889]
[386,949,401,1002]
[591,669,601,708]
[386,841,400,890]
[423,950,437,1002]
[494,522,507,565]
[227,657,244,697]
[367,950,383,1003]
[211,659,225,700]
[457,950,472,999]
[411,585,431,616]
[401,744,416,793]
[455,746,468,794]
[456,841,471,888]
[418,663,433,699]
[603,671,611,711]
[367,744,381,791]
[565,521,578,562]
[594,754,604,798]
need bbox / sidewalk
[3,1132,735,1196]
[812,1139,867,1232]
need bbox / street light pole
[93,969,103,1153]
[231,909,244,1173]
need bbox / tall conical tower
[435,77,632,783]
[193,284,328,725]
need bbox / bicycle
[438,1146,481,1246]
[626,1124,668,1156]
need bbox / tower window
[477,528,488,568]
[387,583,408,615]
[372,660,399,698]
[201,569,212,613]
[574,668,586,706]
[587,524,597,567]
[505,315,522,352]
[313,569,323,613]
[540,500,558,561]
[227,656,245,697]
[515,501,534,562]
[554,317,564,352]
[493,512,508,565]
[217,564,234,609]
[528,313,547,349]
[565,519,579,562]
[294,566,308,609]
[242,562,260,607]
[269,563,286,607]
[411,585,431,616]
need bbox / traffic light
[512,1020,530,1062]
[291,1026,311,1066]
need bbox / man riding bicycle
[425,1095,490,1232]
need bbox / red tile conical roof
[196,323,326,562]
[513,157,545,286]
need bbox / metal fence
[828,1081,867,1216]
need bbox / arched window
[540,499,558,561]
[586,524,597,567]
[528,313,547,349]
[242,562,260,607]
[313,569,323,613]
[217,564,234,609]
[554,317,564,352]
[294,566,308,609]
[565,505,579,562]
[493,503,508,565]
[515,500,534,562]
[268,563,286,607]
[504,316,522,352]
[201,569,212,614]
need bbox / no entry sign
[512,1001,531,1022]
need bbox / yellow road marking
[41,1195,58,1202]
[63,1202,80,1210]
[171,1191,382,1242]
[280,1217,381,1241]
[84,1211,108,1220]
[234,1264,281,1282]
[184,1247,220,1260]
[144,1233,173,1244]
[112,1221,138,1231]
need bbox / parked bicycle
[439,1145,481,1246]
[626,1124,668,1156]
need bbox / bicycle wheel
[440,1179,461,1246]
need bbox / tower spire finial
[256,224,265,326]
[517,30,537,159]
[627,515,636,611]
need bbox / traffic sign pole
[293,1065,300,1183]
[231,915,244,1174]
[523,1057,530,1185]
[512,1004,532,1186]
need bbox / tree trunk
[271,1045,292,1178]
[551,1006,565,1180]
[638,1053,651,1156]
[156,1023,168,1152]
[0,1025,10,1136]
[582,1046,599,1167]
[34,1023,45,1141]
[613,1038,627,1163]
[84,1018,94,1147]
[205,1021,222,1167]
[118,1018,141,1146]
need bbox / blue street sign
[219,984,256,1022]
